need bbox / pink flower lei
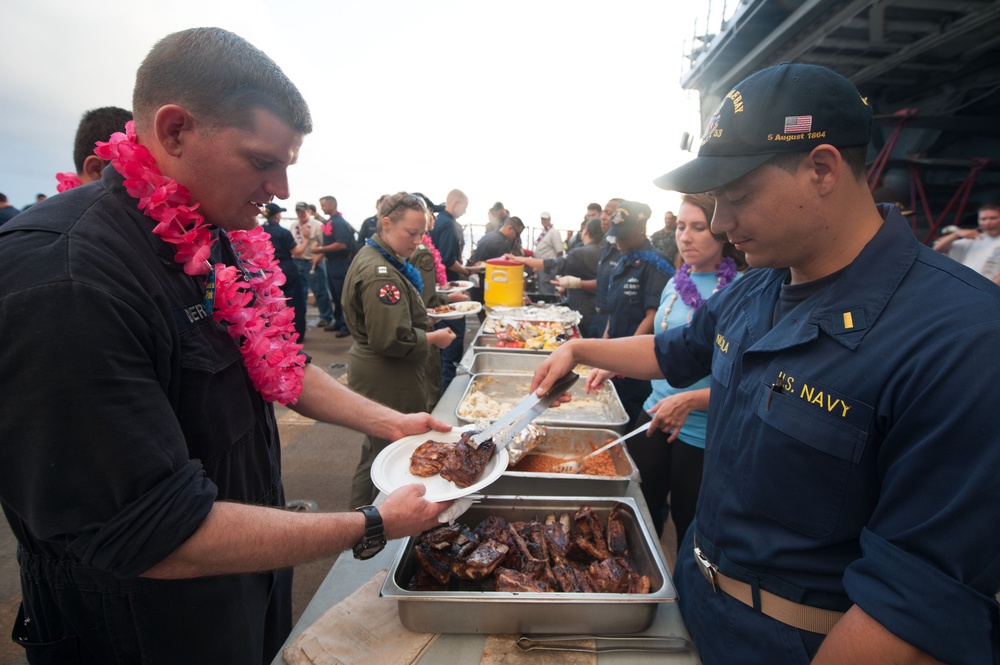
[56,172,83,192]
[422,233,448,286]
[94,121,305,405]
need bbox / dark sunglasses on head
[382,193,427,218]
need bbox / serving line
[271,359,701,664]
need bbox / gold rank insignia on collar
[832,308,867,333]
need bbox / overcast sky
[1,0,710,234]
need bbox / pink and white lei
[422,233,448,286]
[95,121,304,405]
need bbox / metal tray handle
[516,634,691,654]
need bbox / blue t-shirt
[643,269,742,448]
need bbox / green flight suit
[343,236,431,507]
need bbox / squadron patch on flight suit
[378,284,401,305]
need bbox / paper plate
[427,301,483,319]
[436,280,475,294]
[371,425,508,502]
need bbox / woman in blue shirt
[589,193,745,541]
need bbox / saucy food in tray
[511,449,618,476]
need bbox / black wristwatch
[352,505,386,560]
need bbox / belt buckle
[693,544,718,592]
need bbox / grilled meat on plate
[440,433,496,488]
[409,440,456,476]
[410,430,497,488]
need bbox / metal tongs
[469,371,579,450]
[516,634,691,654]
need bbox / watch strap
[352,505,386,560]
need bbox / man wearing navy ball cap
[531,62,1000,664]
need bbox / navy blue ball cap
[654,62,872,193]
[609,200,652,239]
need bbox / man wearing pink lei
[0,27,452,664]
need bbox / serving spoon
[551,422,651,473]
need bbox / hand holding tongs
[516,634,691,654]
[469,371,579,450]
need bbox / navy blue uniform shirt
[262,219,296,261]
[594,239,620,311]
[323,213,355,277]
[658,206,1000,665]
[430,210,465,281]
[605,239,670,338]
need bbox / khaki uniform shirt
[292,219,323,261]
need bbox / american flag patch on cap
[784,115,812,133]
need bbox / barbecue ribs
[406,504,651,594]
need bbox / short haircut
[505,216,524,233]
[133,27,311,135]
[769,146,868,181]
[320,196,337,207]
[979,201,1000,213]
[0,193,7,203]
[587,202,602,213]
[584,216,604,243]
[447,189,468,205]
[73,107,133,172]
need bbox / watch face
[353,535,387,560]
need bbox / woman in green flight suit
[343,192,457,507]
